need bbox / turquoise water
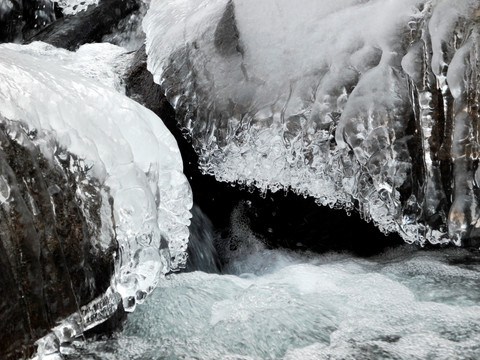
[73,244,480,360]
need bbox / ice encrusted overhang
[144,0,480,246]
[0,42,192,356]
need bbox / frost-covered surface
[0,41,192,320]
[76,245,480,360]
[1,41,133,92]
[144,0,480,246]
[52,0,99,15]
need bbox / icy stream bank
[75,243,480,360]
[0,41,192,357]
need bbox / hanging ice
[0,41,193,314]
[143,0,480,246]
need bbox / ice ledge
[144,0,480,247]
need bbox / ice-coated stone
[52,0,99,15]
[0,41,192,357]
[144,0,480,247]
[0,116,116,359]
[124,44,404,261]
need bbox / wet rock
[0,118,117,359]
[0,0,24,43]
[0,0,61,43]
[25,0,139,50]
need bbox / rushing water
[66,212,480,360]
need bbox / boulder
[0,118,116,359]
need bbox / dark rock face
[124,47,403,271]
[0,0,59,43]
[0,0,24,42]
[25,0,139,50]
[0,0,139,50]
[124,45,174,121]
[0,119,116,359]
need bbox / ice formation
[0,40,192,324]
[144,0,480,246]
[52,0,99,15]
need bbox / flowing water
[67,210,480,360]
